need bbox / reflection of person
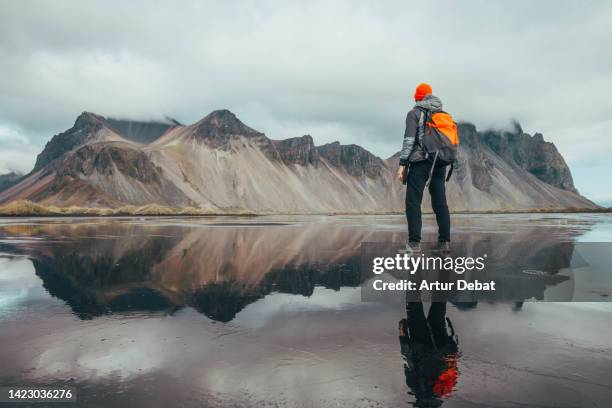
[399,301,459,407]
[396,83,451,253]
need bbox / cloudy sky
[1,1,611,203]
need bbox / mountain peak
[203,109,236,121]
[481,126,576,193]
[510,119,523,134]
[195,109,262,138]
[316,141,386,178]
[33,111,107,171]
[74,111,103,127]
[273,135,319,166]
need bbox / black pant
[405,160,450,242]
[405,301,448,344]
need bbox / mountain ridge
[0,109,596,212]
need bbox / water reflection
[399,301,460,407]
[1,221,369,321]
[0,215,599,322]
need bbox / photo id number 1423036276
[0,387,76,403]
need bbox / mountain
[0,109,596,212]
[480,122,576,192]
[0,171,22,192]
[33,112,181,172]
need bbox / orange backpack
[419,108,459,181]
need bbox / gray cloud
[1,0,611,199]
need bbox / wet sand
[0,214,611,407]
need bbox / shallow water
[0,214,611,407]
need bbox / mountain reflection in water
[1,219,372,321]
[0,214,595,322]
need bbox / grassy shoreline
[0,200,609,217]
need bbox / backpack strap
[425,151,438,188]
[406,109,427,162]
[417,108,427,144]
[445,163,454,182]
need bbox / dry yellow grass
[0,200,258,217]
[0,200,607,217]
[0,200,54,215]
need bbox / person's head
[414,83,432,101]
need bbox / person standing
[397,83,455,253]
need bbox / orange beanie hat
[414,83,432,101]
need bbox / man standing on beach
[397,83,452,253]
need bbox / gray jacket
[399,94,443,165]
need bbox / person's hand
[396,165,405,181]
